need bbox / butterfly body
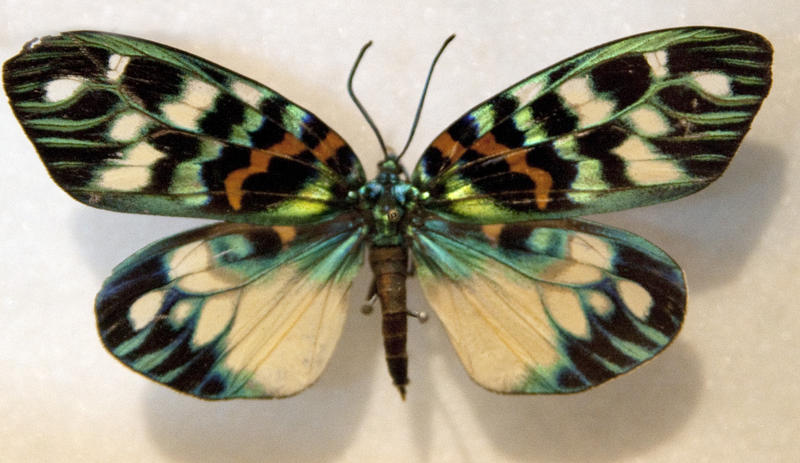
[352,156,422,396]
[3,28,771,399]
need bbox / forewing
[413,27,772,223]
[96,218,366,399]
[411,218,685,393]
[3,31,365,225]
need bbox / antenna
[347,34,456,161]
[348,41,389,159]
[397,34,455,160]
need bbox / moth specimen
[3,27,771,399]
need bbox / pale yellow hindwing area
[169,235,361,397]
[106,222,366,399]
[419,260,555,392]
[412,220,684,394]
[228,266,351,397]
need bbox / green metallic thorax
[356,156,420,247]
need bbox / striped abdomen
[368,245,408,399]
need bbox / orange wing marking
[434,130,554,210]
[313,131,347,162]
[224,133,308,210]
[506,153,553,211]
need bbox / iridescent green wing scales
[3,31,365,225]
[96,217,366,399]
[412,27,772,224]
[411,219,685,393]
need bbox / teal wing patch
[96,218,366,399]
[3,31,365,225]
[412,27,772,224]
[411,218,685,393]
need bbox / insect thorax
[356,157,420,247]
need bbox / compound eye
[362,183,383,201]
[392,183,416,204]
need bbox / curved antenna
[348,41,389,159]
[397,34,456,160]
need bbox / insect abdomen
[368,245,409,399]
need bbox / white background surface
[1,1,798,461]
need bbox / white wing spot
[169,242,211,278]
[614,136,685,184]
[626,160,684,184]
[628,106,670,136]
[96,166,151,191]
[614,135,660,161]
[558,77,593,106]
[180,269,240,293]
[44,76,84,102]
[617,280,653,320]
[117,142,165,166]
[543,285,590,339]
[543,261,604,285]
[568,233,614,270]
[184,79,220,109]
[170,243,243,293]
[511,80,545,105]
[109,111,149,141]
[192,292,237,346]
[692,71,731,96]
[576,99,615,126]
[644,50,668,77]
[588,291,614,317]
[232,80,263,107]
[558,76,614,125]
[128,290,166,331]
[25,37,43,49]
[162,102,203,129]
[161,79,220,129]
[106,54,130,81]
[170,300,195,327]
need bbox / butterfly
[3,27,771,400]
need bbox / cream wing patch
[617,279,654,320]
[692,71,732,96]
[419,260,563,392]
[644,50,668,77]
[161,79,220,129]
[612,135,685,185]
[170,300,195,327]
[413,218,686,394]
[109,111,150,141]
[106,54,131,81]
[557,76,614,126]
[116,142,165,167]
[44,76,85,102]
[511,79,545,105]
[627,106,670,136]
[568,233,614,270]
[542,285,590,339]
[231,80,264,107]
[128,290,166,330]
[192,291,239,346]
[223,267,351,397]
[95,166,152,191]
[110,224,363,399]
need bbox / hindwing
[96,218,366,399]
[3,31,365,225]
[411,219,685,393]
[413,27,772,223]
